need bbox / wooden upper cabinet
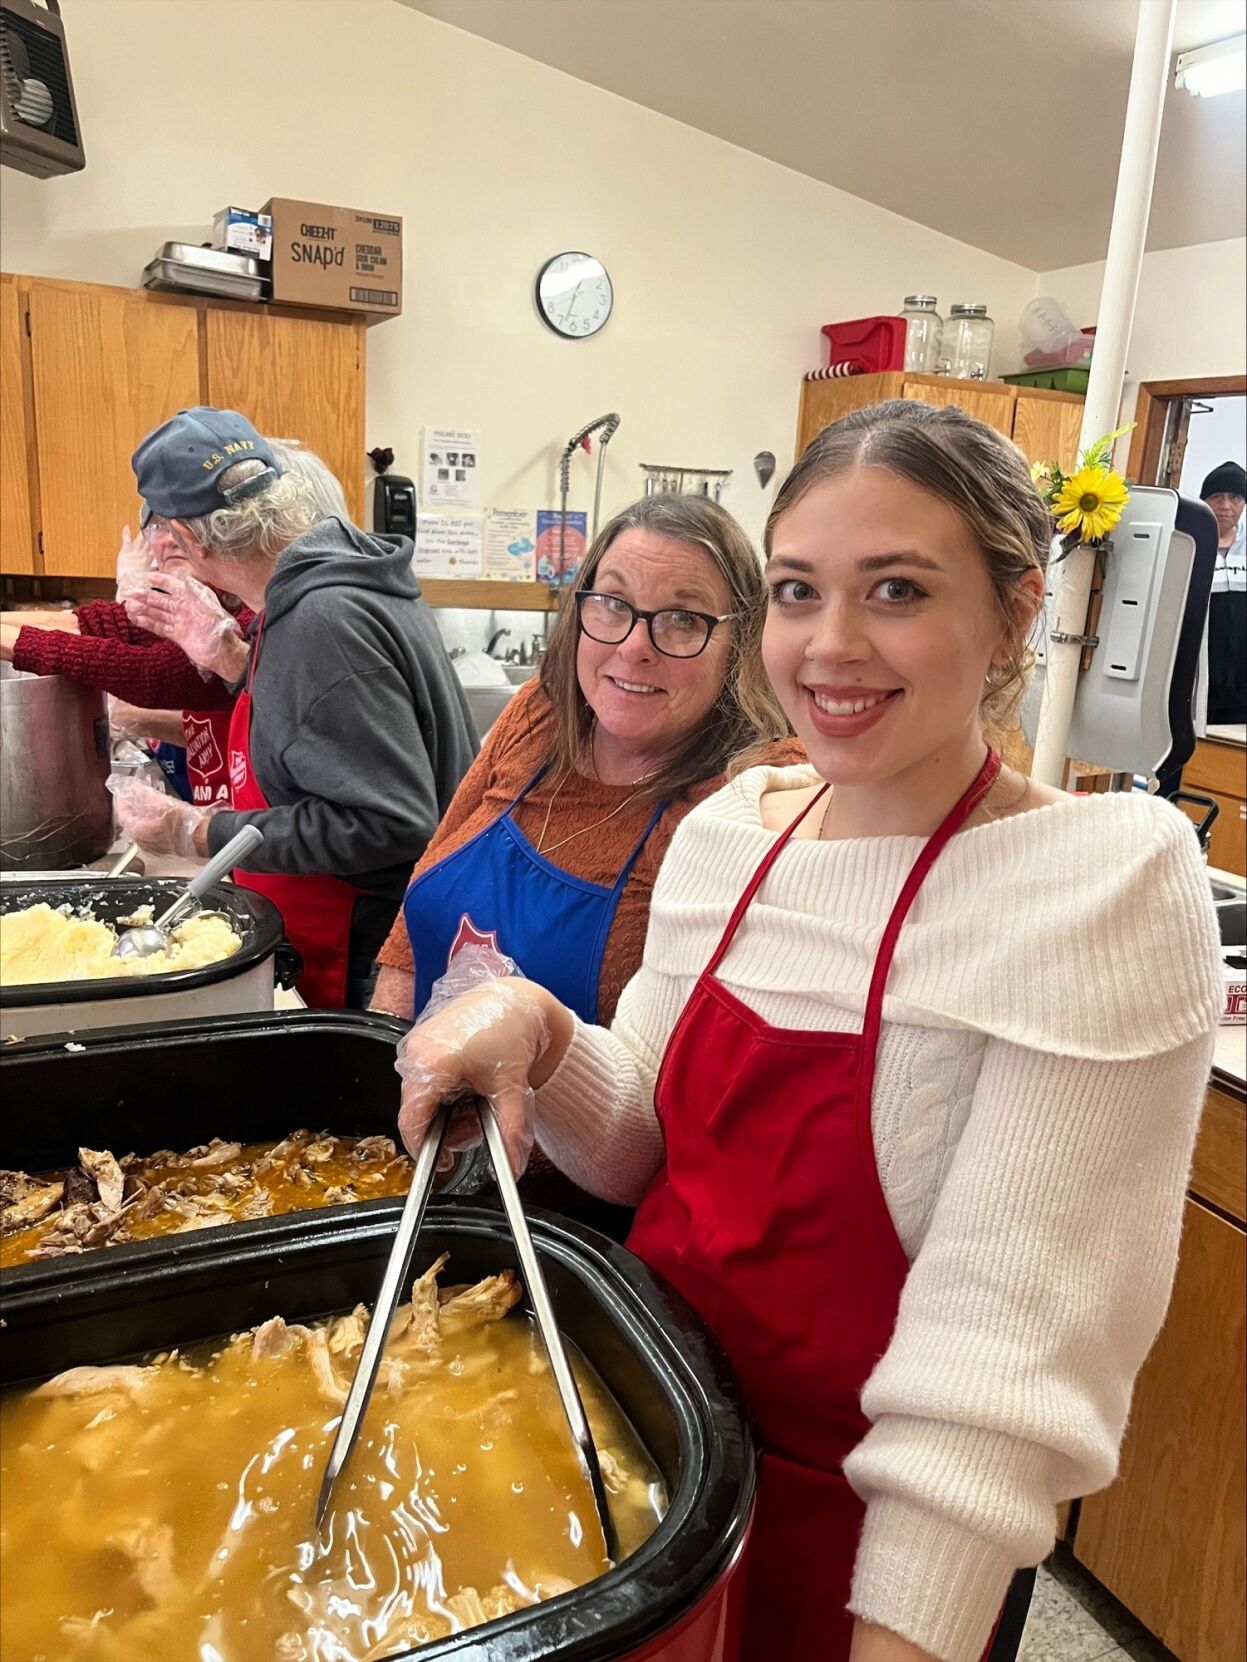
[204,308,366,522]
[1012,389,1085,471]
[900,374,1016,436]
[27,283,200,577]
[795,370,1076,463]
[0,281,34,573]
[795,372,905,457]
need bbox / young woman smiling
[393,402,1222,1661]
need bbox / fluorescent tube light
[1175,35,1247,97]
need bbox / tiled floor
[1017,1549,1177,1662]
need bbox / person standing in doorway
[1201,460,1246,725]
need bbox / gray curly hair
[179,441,350,560]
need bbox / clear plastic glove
[114,526,153,605]
[123,572,241,674]
[107,776,209,858]
[395,945,550,1178]
[108,698,155,744]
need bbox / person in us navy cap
[1200,460,1246,726]
[110,407,477,1010]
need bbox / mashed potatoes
[0,902,242,986]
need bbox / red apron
[628,749,1001,1658]
[184,708,233,807]
[226,620,368,1009]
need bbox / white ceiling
[399,0,1247,270]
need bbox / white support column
[1030,0,1178,788]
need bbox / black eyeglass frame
[574,590,737,659]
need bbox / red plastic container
[821,315,908,374]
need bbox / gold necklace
[535,733,662,857]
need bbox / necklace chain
[535,770,653,856]
[535,728,661,856]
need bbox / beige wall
[1036,238,1247,452]
[0,0,1038,544]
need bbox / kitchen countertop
[1205,724,1246,748]
[1210,863,1246,1090]
[1213,1024,1246,1089]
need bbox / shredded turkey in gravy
[0,1132,415,1267]
[0,1258,665,1660]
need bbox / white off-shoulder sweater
[533,765,1222,1662]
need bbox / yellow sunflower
[1052,466,1130,543]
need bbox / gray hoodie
[206,518,477,959]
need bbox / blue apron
[404,766,666,1023]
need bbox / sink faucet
[486,627,511,657]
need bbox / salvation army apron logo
[229,748,248,793]
[448,913,499,967]
[184,713,224,779]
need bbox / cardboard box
[212,206,272,260]
[261,197,402,320]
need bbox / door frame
[1127,374,1247,485]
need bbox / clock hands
[561,280,585,328]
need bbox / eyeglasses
[575,591,736,659]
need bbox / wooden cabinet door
[0,280,34,573]
[1075,1197,1246,1662]
[901,375,1016,438]
[1012,390,1085,471]
[204,309,365,522]
[1184,739,1247,877]
[796,372,904,457]
[27,283,200,578]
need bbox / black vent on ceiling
[1,8,78,146]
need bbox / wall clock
[536,251,613,339]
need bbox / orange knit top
[378,676,803,1022]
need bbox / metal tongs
[315,1098,620,1561]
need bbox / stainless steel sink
[502,663,537,686]
[462,685,516,739]
[1209,875,1246,955]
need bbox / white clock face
[537,252,613,339]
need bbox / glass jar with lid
[944,304,995,380]
[900,295,943,373]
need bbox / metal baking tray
[142,252,265,301]
[153,241,261,277]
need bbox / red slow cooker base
[620,1516,752,1662]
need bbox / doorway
[1126,374,1247,486]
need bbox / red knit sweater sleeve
[73,601,147,643]
[11,625,237,710]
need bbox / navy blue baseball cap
[132,407,283,522]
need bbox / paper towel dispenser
[373,474,416,538]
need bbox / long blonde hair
[539,495,789,801]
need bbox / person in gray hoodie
[112,407,477,1009]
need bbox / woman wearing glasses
[371,494,799,1066]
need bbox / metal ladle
[111,823,263,959]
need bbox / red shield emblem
[448,913,499,965]
[184,713,224,781]
[229,748,248,793]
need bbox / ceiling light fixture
[1175,34,1247,97]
